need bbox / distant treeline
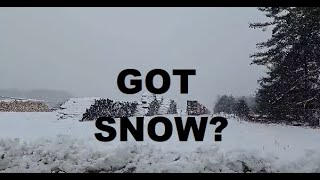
[213,95,253,119]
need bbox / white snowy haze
[0,7,270,109]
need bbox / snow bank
[1,135,320,173]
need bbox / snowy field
[1,98,320,173]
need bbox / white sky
[0,7,270,109]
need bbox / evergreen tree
[250,7,320,125]
[234,99,250,118]
[214,95,236,114]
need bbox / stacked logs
[0,100,51,112]
[81,98,138,121]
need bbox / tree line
[213,95,252,119]
[251,7,320,126]
[215,8,320,126]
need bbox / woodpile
[187,100,210,115]
[81,98,138,121]
[135,92,177,116]
[0,100,51,112]
[81,94,178,121]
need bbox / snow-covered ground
[1,98,320,173]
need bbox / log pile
[81,94,178,121]
[81,98,138,121]
[187,100,210,115]
[135,92,178,116]
[0,100,51,112]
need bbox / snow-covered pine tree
[214,95,236,114]
[250,7,320,125]
[234,99,250,118]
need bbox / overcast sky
[0,7,270,109]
